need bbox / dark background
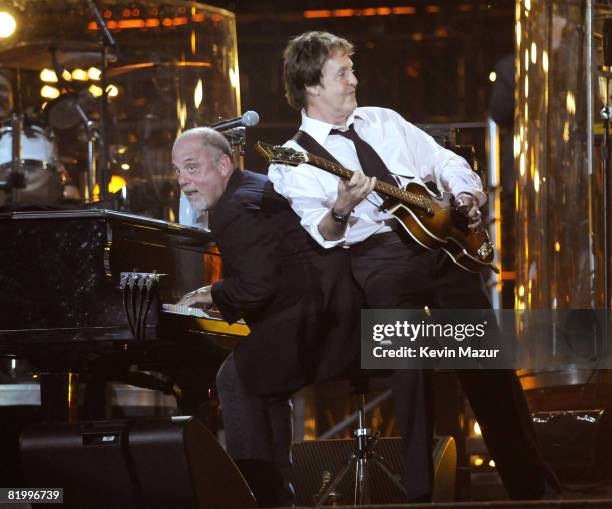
[203,0,514,170]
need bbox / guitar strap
[292,130,343,166]
[293,130,397,187]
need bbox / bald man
[173,128,361,507]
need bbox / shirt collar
[299,108,364,145]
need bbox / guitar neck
[306,153,431,212]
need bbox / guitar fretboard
[306,153,432,213]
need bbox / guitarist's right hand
[335,173,377,216]
[318,173,376,241]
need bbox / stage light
[121,163,130,170]
[72,68,88,81]
[88,67,101,81]
[489,71,496,83]
[62,70,72,81]
[40,69,58,83]
[524,49,529,71]
[566,91,576,115]
[0,12,16,38]
[40,85,60,99]
[194,79,203,108]
[562,121,570,143]
[93,175,127,198]
[471,455,484,467]
[109,175,126,193]
[88,84,103,97]
[229,68,239,89]
[106,84,119,97]
[488,459,496,468]
[473,421,482,436]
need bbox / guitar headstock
[256,141,308,167]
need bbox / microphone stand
[7,71,25,204]
[74,103,99,204]
[86,0,116,204]
[601,74,611,311]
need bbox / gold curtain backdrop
[515,0,611,392]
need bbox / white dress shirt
[268,106,486,248]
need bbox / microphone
[210,110,260,131]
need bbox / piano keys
[162,304,250,337]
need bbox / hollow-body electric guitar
[256,141,498,273]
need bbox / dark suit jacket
[210,170,361,395]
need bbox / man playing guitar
[267,31,561,502]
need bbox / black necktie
[329,124,395,186]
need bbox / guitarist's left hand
[454,192,482,229]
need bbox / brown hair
[283,31,354,110]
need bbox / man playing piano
[172,127,361,507]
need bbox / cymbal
[108,60,211,77]
[0,41,117,70]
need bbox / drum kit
[0,39,115,207]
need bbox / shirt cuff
[452,187,487,208]
[304,208,350,249]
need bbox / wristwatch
[331,207,351,224]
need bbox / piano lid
[0,209,217,339]
[2,209,212,243]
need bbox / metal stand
[2,71,26,203]
[602,88,611,310]
[86,0,116,204]
[74,103,99,203]
[314,392,407,507]
[7,112,24,203]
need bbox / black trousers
[216,353,294,507]
[350,231,555,501]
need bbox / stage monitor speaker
[20,416,256,509]
[291,435,456,506]
[533,408,612,484]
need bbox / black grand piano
[0,209,247,422]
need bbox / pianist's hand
[177,285,213,308]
